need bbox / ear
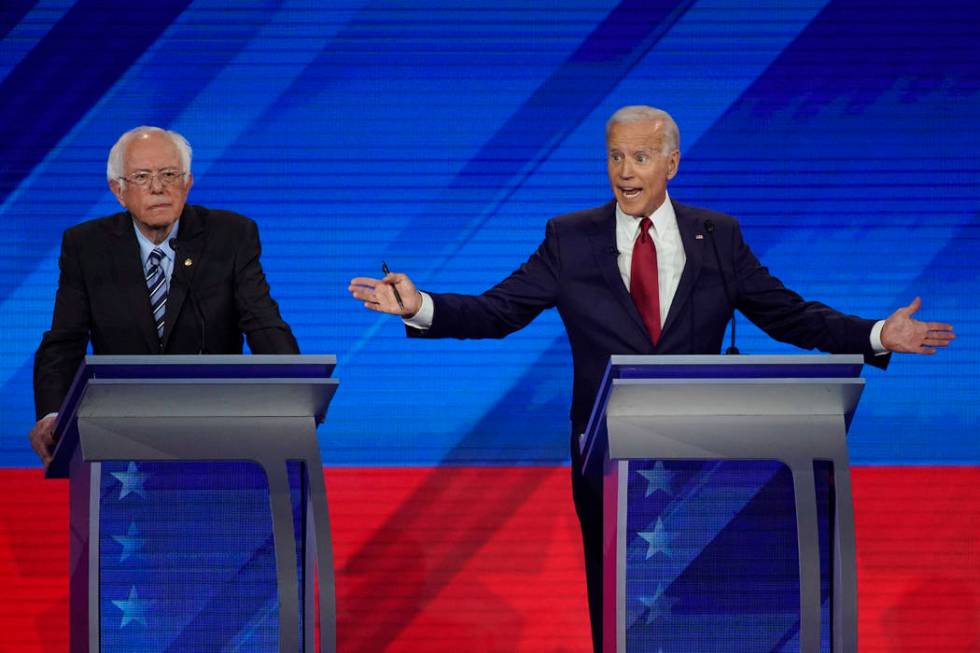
[665,150,680,180]
[184,172,194,193]
[109,179,127,208]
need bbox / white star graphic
[639,584,678,624]
[112,586,154,627]
[638,518,673,559]
[112,521,144,562]
[637,461,674,497]
[110,462,148,499]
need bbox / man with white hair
[349,105,955,651]
[30,126,299,464]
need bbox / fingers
[916,327,954,353]
[348,284,377,302]
[349,276,383,289]
[902,296,922,316]
[924,322,954,332]
[28,432,44,462]
[892,323,956,354]
[363,301,389,313]
[29,416,57,465]
[348,278,401,315]
[922,334,954,347]
[349,271,419,316]
[350,274,411,288]
[912,321,955,351]
[37,416,56,447]
[348,277,386,303]
[883,298,955,355]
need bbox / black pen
[381,261,405,311]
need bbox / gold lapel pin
[184,258,193,267]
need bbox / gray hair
[106,126,193,183]
[606,106,680,155]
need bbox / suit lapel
[587,201,652,346]
[162,206,205,350]
[109,213,160,352]
[660,201,706,339]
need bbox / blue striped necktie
[145,248,167,342]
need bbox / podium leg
[792,461,822,653]
[306,458,337,653]
[264,460,300,653]
[833,458,859,653]
[69,448,99,653]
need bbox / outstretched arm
[349,219,562,339]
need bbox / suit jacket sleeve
[412,219,562,340]
[33,229,91,419]
[234,218,300,354]
[730,220,889,369]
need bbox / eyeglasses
[118,169,187,188]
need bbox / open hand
[880,297,955,354]
[349,272,422,317]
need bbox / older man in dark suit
[29,126,298,465]
[348,105,954,651]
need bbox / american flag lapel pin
[695,233,704,240]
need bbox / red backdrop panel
[1,466,977,652]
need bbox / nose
[148,173,166,192]
[617,158,634,179]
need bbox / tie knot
[149,248,164,265]
[638,217,653,238]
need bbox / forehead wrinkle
[129,165,179,172]
[607,143,658,153]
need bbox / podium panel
[48,355,338,653]
[96,460,307,652]
[583,355,863,653]
[612,459,838,652]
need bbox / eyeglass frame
[116,168,188,188]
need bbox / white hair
[106,126,192,183]
[606,106,680,155]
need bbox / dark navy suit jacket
[412,199,887,446]
[33,205,299,419]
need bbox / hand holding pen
[381,262,405,311]
[348,263,422,317]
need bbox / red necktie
[630,217,661,344]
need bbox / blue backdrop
[0,0,977,468]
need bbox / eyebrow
[608,146,653,152]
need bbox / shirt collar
[132,218,180,267]
[615,191,677,240]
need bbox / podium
[46,355,339,653]
[581,355,865,653]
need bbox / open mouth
[620,187,642,200]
